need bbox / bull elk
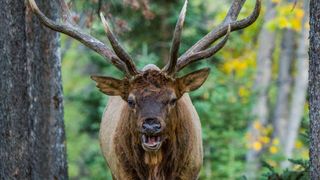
[29,0,261,179]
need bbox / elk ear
[177,68,210,94]
[91,75,128,97]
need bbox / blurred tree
[246,0,277,178]
[272,0,296,148]
[282,0,309,168]
[309,0,320,178]
[0,0,67,179]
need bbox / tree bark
[0,0,68,179]
[281,0,309,168]
[309,0,320,179]
[245,1,277,178]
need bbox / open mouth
[141,134,163,151]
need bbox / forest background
[60,0,309,179]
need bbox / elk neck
[114,99,195,179]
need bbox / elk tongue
[148,136,156,145]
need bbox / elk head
[28,0,261,152]
[92,65,210,151]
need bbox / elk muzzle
[140,117,164,152]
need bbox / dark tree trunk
[0,0,68,179]
[309,0,320,179]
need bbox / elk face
[127,84,176,152]
[91,65,210,152]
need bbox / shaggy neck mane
[114,100,195,179]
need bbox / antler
[28,0,138,77]
[163,0,188,76]
[165,0,261,75]
[100,13,139,76]
[177,25,231,71]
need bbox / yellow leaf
[271,0,281,4]
[265,125,273,134]
[253,121,262,130]
[278,16,289,28]
[267,160,277,167]
[295,140,303,149]
[302,149,309,159]
[269,146,278,154]
[253,141,262,151]
[294,8,304,18]
[291,19,302,31]
[239,86,250,98]
[261,136,271,144]
[273,138,280,145]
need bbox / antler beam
[174,0,261,73]
[28,0,138,77]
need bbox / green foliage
[262,159,309,180]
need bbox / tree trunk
[309,0,320,179]
[0,0,68,179]
[272,28,295,147]
[281,0,309,168]
[245,1,277,178]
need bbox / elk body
[99,66,207,179]
[29,0,260,179]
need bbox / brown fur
[97,67,208,179]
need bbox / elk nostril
[144,118,158,125]
[142,118,161,132]
[153,123,161,130]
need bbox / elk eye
[127,98,136,108]
[169,98,177,106]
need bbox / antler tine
[100,13,139,76]
[28,0,132,76]
[177,0,261,70]
[163,0,188,76]
[177,25,231,71]
[229,0,261,31]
